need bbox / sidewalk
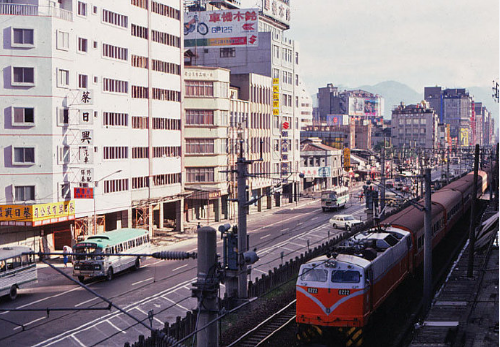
[151,193,323,249]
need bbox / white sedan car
[329,214,363,230]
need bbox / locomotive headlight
[74,265,80,270]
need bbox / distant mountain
[356,81,422,118]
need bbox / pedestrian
[197,222,201,229]
[359,192,364,203]
[62,245,70,268]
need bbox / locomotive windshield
[300,268,328,282]
[331,270,361,283]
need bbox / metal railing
[0,3,73,21]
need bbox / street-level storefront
[185,188,224,225]
[0,201,76,252]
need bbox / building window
[78,37,88,52]
[77,1,87,16]
[12,28,34,47]
[132,85,148,98]
[132,176,149,189]
[56,30,69,50]
[151,1,180,20]
[185,110,214,125]
[153,173,181,186]
[132,116,148,129]
[153,146,181,158]
[12,67,34,85]
[185,81,214,97]
[102,43,128,61]
[220,47,236,58]
[186,139,215,154]
[78,74,88,88]
[12,107,34,125]
[58,146,70,164]
[131,24,148,39]
[132,55,148,69]
[132,0,148,10]
[102,78,128,93]
[152,87,180,101]
[186,167,214,183]
[57,107,69,126]
[13,147,35,164]
[151,29,180,48]
[152,59,180,75]
[103,178,129,194]
[103,146,128,159]
[103,112,128,126]
[60,183,71,199]
[102,9,128,28]
[15,186,35,201]
[57,68,70,88]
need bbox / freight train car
[296,170,488,345]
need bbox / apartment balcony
[0,3,73,21]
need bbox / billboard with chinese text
[0,201,75,226]
[184,9,259,48]
[262,0,290,27]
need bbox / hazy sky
[242,0,499,97]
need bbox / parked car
[384,191,405,207]
[329,214,363,230]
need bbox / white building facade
[391,102,439,149]
[0,0,184,250]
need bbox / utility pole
[380,146,386,219]
[467,145,480,278]
[192,226,219,347]
[236,140,249,299]
[423,168,432,312]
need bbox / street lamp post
[93,170,122,234]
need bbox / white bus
[73,228,150,282]
[0,246,38,300]
[321,186,350,212]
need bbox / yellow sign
[460,128,469,147]
[343,148,351,171]
[0,201,75,226]
[273,78,279,85]
[273,109,280,115]
[273,85,279,93]
[273,100,280,108]
[273,93,280,100]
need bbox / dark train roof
[382,201,443,233]
[432,189,462,208]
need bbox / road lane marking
[281,227,289,231]
[16,287,82,309]
[311,216,319,220]
[163,297,189,311]
[75,297,99,307]
[13,316,45,330]
[253,268,267,274]
[132,277,154,286]
[260,234,271,239]
[143,260,163,268]
[71,335,86,347]
[172,264,188,272]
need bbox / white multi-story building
[0,0,184,250]
[391,102,439,149]
[184,0,308,203]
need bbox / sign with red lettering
[282,121,289,130]
[74,187,94,199]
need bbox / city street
[0,186,369,347]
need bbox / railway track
[226,300,296,347]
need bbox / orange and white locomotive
[296,170,488,344]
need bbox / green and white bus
[321,186,350,212]
[73,228,150,282]
[0,246,37,300]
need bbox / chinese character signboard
[262,0,290,27]
[343,148,351,171]
[300,167,331,178]
[67,89,94,106]
[79,109,93,125]
[0,201,75,226]
[184,9,258,48]
[74,187,94,199]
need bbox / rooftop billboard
[262,0,291,27]
[184,9,259,48]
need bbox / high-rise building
[0,0,184,250]
[315,84,384,124]
[424,87,473,147]
[184,0,306,203]
[391,102,439,149]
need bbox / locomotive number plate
[307,287,318,294]
[338,289,350,296]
